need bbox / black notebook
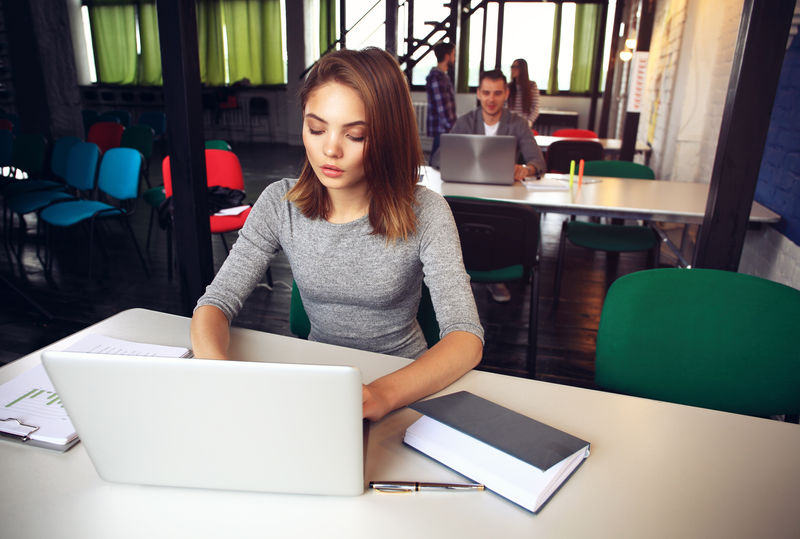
[405,391,590,513]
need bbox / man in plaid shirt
[426,42,457,163]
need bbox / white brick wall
[740,227,800,290]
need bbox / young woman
[508,58,541,127]
[190,48,484,422]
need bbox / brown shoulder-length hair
[287,47,424,242]
[509,58,533,115]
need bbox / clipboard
[0,364,79,452]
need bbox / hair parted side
[287,47,424,242]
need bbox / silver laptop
[439,134,517,184]
[41,351,365,496]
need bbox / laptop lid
[41,351,364,496]
[439,134,517,185]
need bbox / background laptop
[41,351,365,496]
[439,134,517,185]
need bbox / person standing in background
[426,42,457,163]
[508,58,540,128]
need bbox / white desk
[421,167,780,225]
[2,308,799,538]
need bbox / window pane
[466,7,485,87]
[345,0,385,49]
[499,3,555,90]
[557,3,576,91]
[410,2,450,86]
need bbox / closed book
[405,391,589,513]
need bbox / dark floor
[0,142,692,389]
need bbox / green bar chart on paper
[5,388,63,409]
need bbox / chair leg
[552,220,568,310]
[166,225,173,283]
[146,206,155,251]
[604,252,619,291]
[121,215,150,279]
[526,266,540,380]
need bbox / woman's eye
[307,126,324,135]
[348,135,365,142]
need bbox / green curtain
[222,0,285,85]
[570,4,601,93]
[197,0,227,85]
[320,0,337,55]
[547,3,562,94]
[89,4,138,84]
[138,3,162,85]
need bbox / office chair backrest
[596,268,800,417]
[205,139,232,151]
[97,148,142,200]
[11,132,47,176]
[445,197,540,276]
[583,160,654,179]
[0,118,13,131]
[162,149,244,197]
[546,139,604,173]
[50,136,82,181]
[64,142,101,191]
[88,121,125,154]
[0,129,13,166]
[99,110,131,127]
[137,111,167,137]
[120,125,155,161]
[552,128,599,138]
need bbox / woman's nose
[324,135,342,158]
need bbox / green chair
[553,160,660,308]
[595,268,800,419]
[121,125,155,187]
[445,197,541,378]
[205,139,232,151]
[290,281,441,349]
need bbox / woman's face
[302,82,367,196]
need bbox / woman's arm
[190,305,232,360]
[362,330,482,421]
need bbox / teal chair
[553,160,660,308]
[290,281,441,349]
[6,141,98,260]
[595,268,800,419]
[445,197,541,378]
[40,147,149,279]
[205,139,232,151]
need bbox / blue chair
[40,147,149,279]
[5,141,99,260]
[98,110,131,127]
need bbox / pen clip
[369,481,416,493]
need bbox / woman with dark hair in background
[190,48,484,422]
[508,58,540,127]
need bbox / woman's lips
[321,165,343,178]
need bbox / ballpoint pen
[369,481,485,492]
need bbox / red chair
[0,119,13,131]
[87,121,125,154]
[552,128,599,139]
[162,149,253,280]
[531,129,539,136]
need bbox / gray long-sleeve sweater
[196,179,484,359]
